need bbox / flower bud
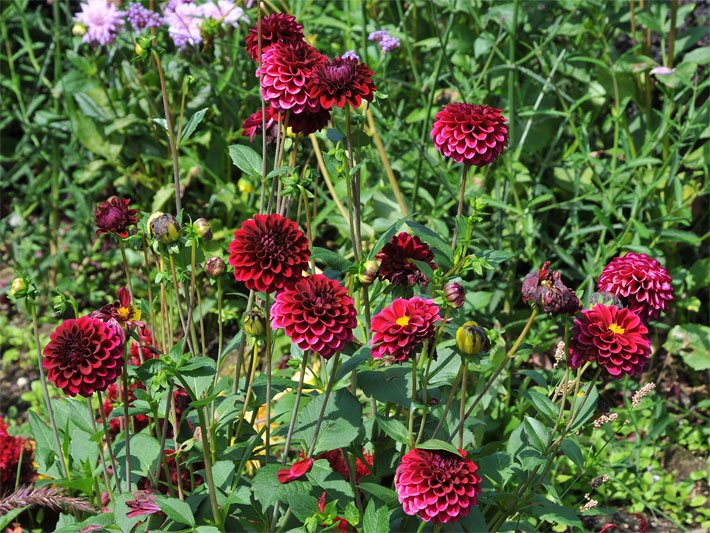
[193,218,212,242]
[443,280,465,309]
[134,42,144,56]
[243,309,264,337]
[204,257,225,278]
[456,321,490,356]
[72,23,86,36]
[148,212,180,244]
[358,260,379,286]
[10,277,27,298]
[238,178,254,194]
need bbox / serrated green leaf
[417,439,462,457]
[155,496,195,526]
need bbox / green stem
[196,405,224,527]
[96,390,121,494]
[122,357,132,491]
[343,105,361,263]
[87,397,113,502]
[451,165,470,250]
[264,293,272,462]
[306,353,342,458]
[458,364,468,449]
[430,365,464,440]
[407,350,420,450]
[118,240,134,297]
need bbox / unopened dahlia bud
[134,42,144,56]
[72,23,87,36]
[443,280,465,309]
[358,260,379,286]
[243,309,264,337]
[148,212,180,244]
[238,178,254,193]
[204,257,225,278]
[10,277,27,298]
[522,261,581,316]
[456,321,490,356]
[193,218,212,241]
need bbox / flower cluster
[368,30,400,54]
[125,2,162,32]
[0,418,34,489]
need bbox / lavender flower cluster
[368,29,400,54]
[73,0,249,49]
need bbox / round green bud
[10,277,27,298]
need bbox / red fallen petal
[277,468,296,484]
[289,457,314,478]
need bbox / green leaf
[363,498,391,533]
[294,389,363,455]
[177,356,216,399]
[358,483,398,506]
[375,415,409,444]
[0,508,26,529]
[251,464,311,512]
[523,416,550,452]
[560,438,585,469]
[531,496,582,528]
[155,495,196,526]
[405,220,453,267]
[526,391,559,424]
[311,247,356,273]
[417,439,462,457]
[129,433,161,475]
[335,346,371,381]
[180,107,208,144]
[228,144,263,177]
[307,459,354,502]
[664,324,710,371]
[359,366,412,407]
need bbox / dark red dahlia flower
[258,41,327,114]
[278,457,313,484]
[395,448,482,524]
[430,103,508,166]
[43,316,124,397]
[375,232,437,286]
[597,252,673,322]
[287,106,331,136]
[126,490,161,519]
[95,197,139,238]
[568,304,651,378]
[241,105,279,143]
[0,418,35,489]
[271,274,356,359]
[521,261,582,316]
[245,13,304,61]
[371,297,440,362]
[228,214,310,293]
[129,325,157,366]
[315,448,373,483]
[308,57,376,109]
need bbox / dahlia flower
[521,261,581,316]
[43,316,125,397]
[371,297,440,362]
[430,103,508,166]
[568,304,651,378]
[375,232,437,286]
[0,418,34,488]
[126,490,161,518]
[125,2,162,31]
[164,2,203,49]
[271,274,356,359]
[395,448,482,524]
[95,197,138,238]
[258,41,327,114]
[228,214,310,293]
[287,106,331,136]
[316,449,373,483]
[278,457,313,484]
[245,13,304,61]
[74,0,124,46]
[90,286,142,331]
[308,57,376,109]
[597,252,674,322]
[241,105,278,143]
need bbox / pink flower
[74,0,124,46]
[164,2,203,49]
[371,297,440,362]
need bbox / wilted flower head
[597,252,673,323]
[125,2,162,31]
[126,490,161,518]
[286,106,331,136]
[569,304,651,378]
[73,0,124,46]
[522,261,581,315]
[245,13,304,61]
[271,274,357,359]
[228,214,310,293]
[395,448,482,524]
[308,57,376,109]
[43,316,125,397]
[95,197,138,238]
[204,256,225,278]
[314,449,373,484]
[430,103,508,166]
[456,321,490,356]
[148,212,180,244]
[375,232,437,286]
[371,297,440,362]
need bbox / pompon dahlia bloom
[287,106,331,136]
[74,0,124,46]
[0,418,35,488]
[597,252,674,323]
[308,57,376,109]
[228,214,310,293]
[521,261,582,316]
[568,304,651,378]
[375,232,437,286]
[95,197,138,238]
[245,13,304,61]
[430,103,508,166]
[271,274,356,359]
[43,316,124,397]
[395,448,482,524]
[371,297,440,362]
[258,42,327,114]
[241,105,278,143]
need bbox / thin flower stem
[235,342,260,440]
[430,365,464,440]
[196,405,224,526]
[458,364,468,448]
[306,353,341,458]
[257,6,268,214]
[264,292,272,462]
[151,50,181,213]
[451,165,470,250]
[344,105,362,262]
[407,350,420,450]
[415,355,434,445]
[142,243,157,348]
[217,279,224,366]
[169,390,184,500]
[168,255,192,354]
[121,356,132,491]
[118,240,134,297]
[86,396,113,502]
[308,134,350,225]
[96,390,121,494]
[30,302,69,479]
[151,383,174,487]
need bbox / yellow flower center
[117,307,131,321]
[608,323,625,335]
[395,315,411,327]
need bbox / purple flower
[74,0,124,46]
[368,29,400,54]
[650,66,675,76]
[200,0,249,27]
[368,30,389,42]
[164,2,203,49]
[126,490,161,518]
[341,50,360,61]
[125,2,162,32]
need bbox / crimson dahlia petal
[568,304,651,378]
[228,214,310,293]
[287,106,331,136]
[95,197,138,238]
[308,57,376,109]
[271,274,356,359]
[245,13,304,61]
[258,42,327,114]
[43,316,124,397]
[241,105,279,143]
[395,448,482,524]
[597,252,673,323]
[371,297,440,362]
[0,417,35,487]
[375,232,437,286]
[430,103,508,166]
